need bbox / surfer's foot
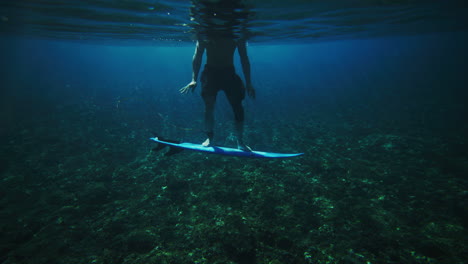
[202,138,212,147]
[237,142,252,152]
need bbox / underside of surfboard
[150,137,303,158]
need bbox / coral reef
[0,100,466,264]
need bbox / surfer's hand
[180,81,197,94]
[246,83,256,99]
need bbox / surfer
[180,0,255,151]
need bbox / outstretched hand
[180,81,197,94]
[246,83,256,99]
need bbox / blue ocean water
[0,1,467,263]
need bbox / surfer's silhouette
[180,0,255,151]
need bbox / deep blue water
[1,33,467,142]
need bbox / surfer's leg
[225,75,250,151]
[234,121,251,151]
[226,93,251,151]
[201,68,218,147]
[202,95,216,146]
[234,120,250,151]
[232,103,245,141]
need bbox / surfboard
[150,137,303,158]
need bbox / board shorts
[201,64,245,102]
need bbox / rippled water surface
[0,0,466,44]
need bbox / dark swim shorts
[201,64,245,102]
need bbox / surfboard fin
[164,146,184,156]
[151,136,184,156]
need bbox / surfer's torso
[202,38,237,67]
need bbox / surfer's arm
[192,41,205,83]
[237,40,255,99]
[180,41,205,94]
